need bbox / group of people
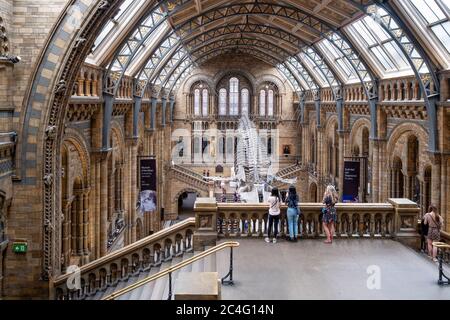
[266,185,445,261]
[265,184,339,244]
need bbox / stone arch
[111,121,126,162]
[309,182,318,202]
[254,74,287,94]
[387,122,429,160]
[173,188,202,204]
[212,69,257,94]
[182,73,215,94]
[61,128,91,187]
[324,115,338,140]
[172,187,204,216]
[349,117,372,154]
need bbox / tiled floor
[216,238,450,300]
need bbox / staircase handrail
[102,241,240,300]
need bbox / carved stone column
[130,140,138,243]
[83,190,90,256]
[100,153,109,256]
[371,139,379,203]
[430,154,441,208]
[71,199,77,256]
[62,201,71,270]
[76,190,84,256]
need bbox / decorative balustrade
[53,218,195,300]
[215,202,395,239]
[193,198,420,250]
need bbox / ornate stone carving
[74,37,86,48]
[45,125,57,140]
[54,80,67,94]
[98,0,111,10]
[0,17,9,56]
[43,174,53,186]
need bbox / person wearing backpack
[266,187,281,244]
[285,185,300,242]
[423,205,444,262]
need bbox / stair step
[191,252,205,273]
[162,257,183,300]
[117,274,141,300]
[137,265,161,300]
[103,276,134,300]
[149,261,172,300]
[179,252,194,273]
[204,252,216,272]
[216,248,229,277]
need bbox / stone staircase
[170,164,209,192]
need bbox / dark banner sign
[343,161,360,203]
[139,158,156,213]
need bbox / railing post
[168,272,172,300]
[388,198,420,249]
[221,246,234,286]
[193,198,218,251]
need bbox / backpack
[287,196,300,215]
[421,218,428,236]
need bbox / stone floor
[216,238,450,300]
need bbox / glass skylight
[316,39,359,84]
[298,52,329,87]
[409,0,450,53]
[348,16,411,75]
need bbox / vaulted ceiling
[88,0,449,98]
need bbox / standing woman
[266,187,281,244]
[286,186,300,242]
[423,205,443,262]
[322,185,338,244]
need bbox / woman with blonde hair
[423,205,444,262]
[322,185,338,244]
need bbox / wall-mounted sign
[12,242,27,253]
[139,157,157,214]
[343,161,360,203]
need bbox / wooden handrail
[53,218,195,285]
[102,241,240,300]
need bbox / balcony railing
[193,198,420,247]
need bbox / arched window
[259,90,266,116]
[241,89,249,115]
[268,90,274,116]
[194,89,200,116]
[229,77,239,115]
[219,88,227,115]
[202,89,208,116]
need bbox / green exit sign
[13,242,27,253]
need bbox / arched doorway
[178,192,198,216]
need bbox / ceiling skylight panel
[402,0,450,63]
[317,39,359,83]
[298,52,328,87]
[410,0,446,23]
[348,16,412,75]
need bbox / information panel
[343,161,360,203]
[139,157,156,213]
